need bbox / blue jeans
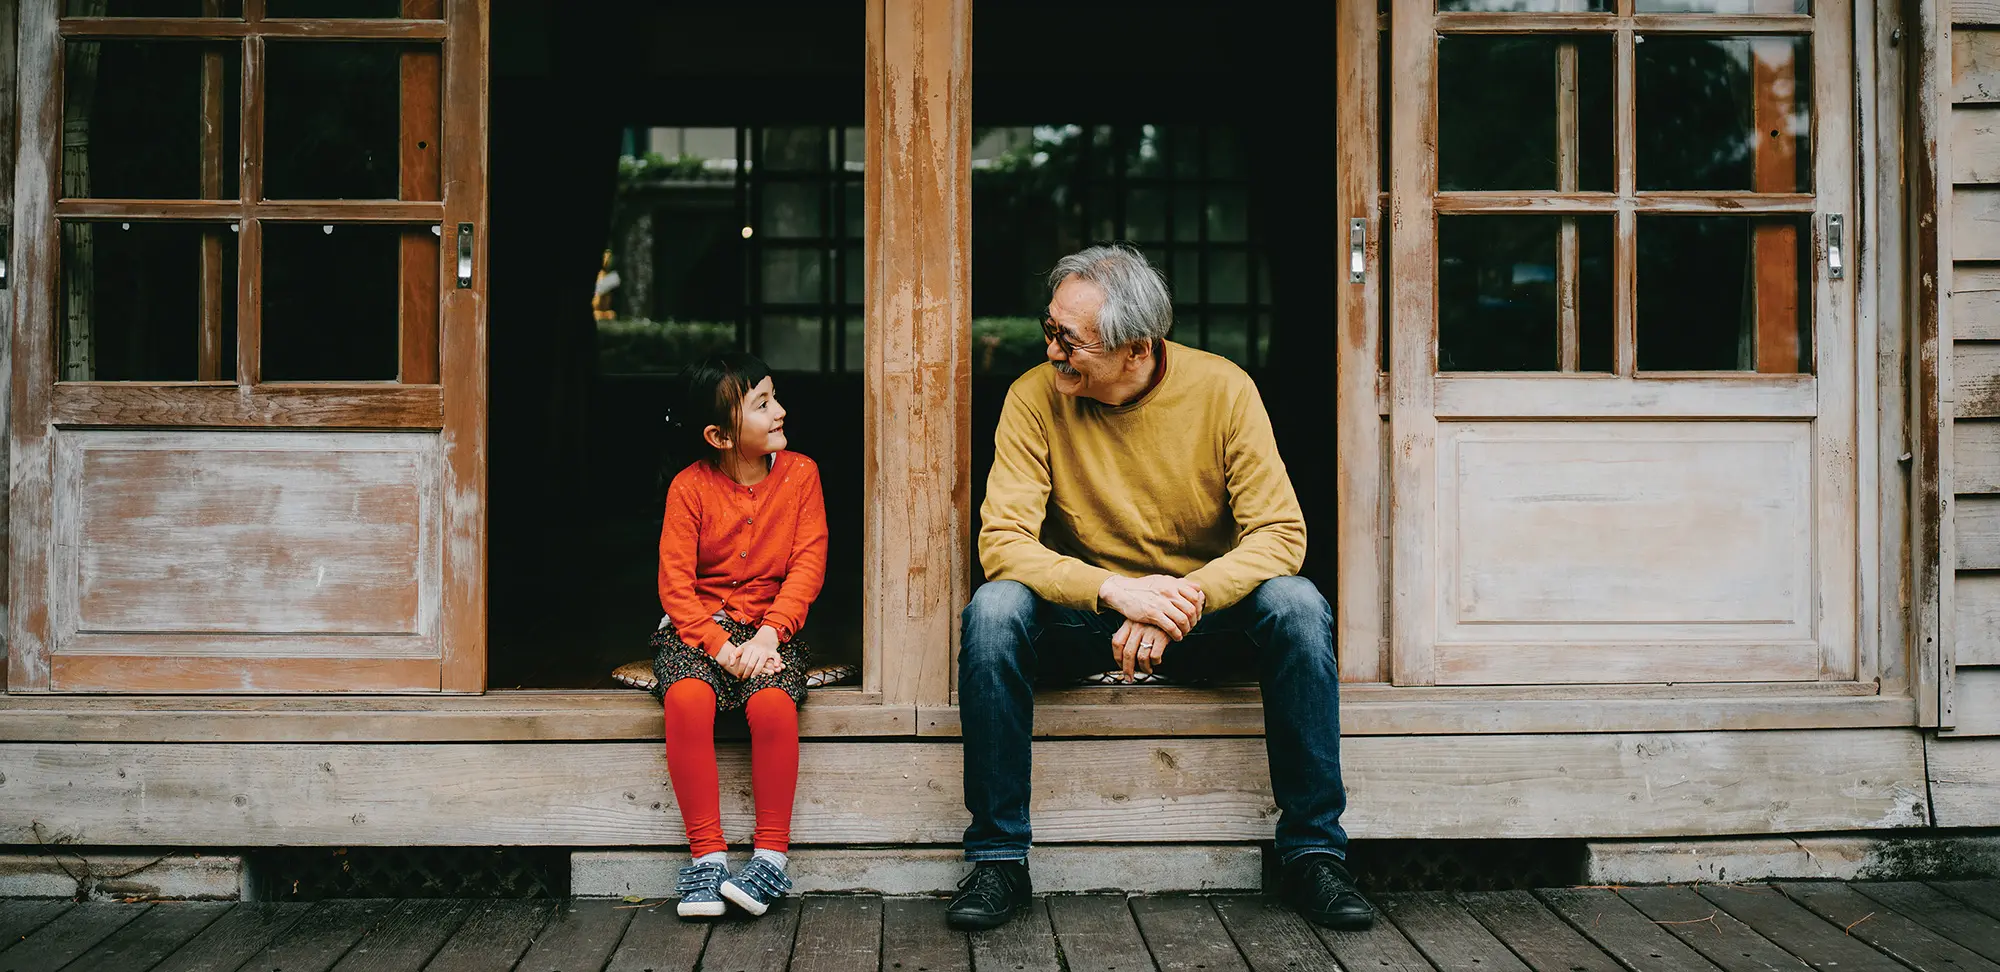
[958,575,1350,864]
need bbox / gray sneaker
[674,860,730,918]
[720,855,792,916]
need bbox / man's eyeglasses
[1042,316,1104,355]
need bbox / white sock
[752,848,788,871]
[694,851,728,868]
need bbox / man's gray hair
[1047,245,1174,349]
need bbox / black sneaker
[1281,853,1376,930]
[946,860,1032,930]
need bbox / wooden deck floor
[1,881,1997,972]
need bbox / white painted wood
[574,846,1264,897]
[1927,735,2000,823]
[46,431,443,670]
[1954,494,2000,567]
[1941,666,2000,734]
[0,730,1928,845]
[1954,27,2000,103]
[0,853,243,901]
[1584,835,2000,884]
[1952,105,2000,182]
[1430,422,1822,684]
[1953,188,2000,259]
[1956,572,2000,665]
[1433,375,1818,419]
[1954,420,2000,492]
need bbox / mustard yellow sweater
[978,342,1307,613]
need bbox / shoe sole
[721,880,772,916]
[677,900,726,918]
[945,905,1023,931]
[1301,911,1376,932]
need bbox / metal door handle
[1349,218,1366,283]
[1826,214,1844,280]
[456,222,474,288]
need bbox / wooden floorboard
[0,899,73,953]
[1210,895,1341,972]
[1777,882,2000,972]
[881,896,971,972]
[513,897,636,972]
[55,901,231,972]
[1131,896,1251,972]
[1617,885,1814,972]
[698,897,802,972]
[244,899,400,972]
[1695,884,1907,972]
[1534,888,1722,972]
[1048,894,1156,972]
[602,901,710,972]
[1383,891,1533,972]
[1936,881,2000,921]
[791,896,883,972]
[0,901,150,972]
[328,898,479,972]
[1859,882,2000,961]
[969,897,1061,972]
[149,903,314,972]
[1462,890,1625,972]
[54,886,2000,972]
[419,899,558,972]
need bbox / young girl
[652,352,827,919]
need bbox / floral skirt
[650,614,811,711]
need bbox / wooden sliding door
[8,0,488,692]
[1372,0,1859,685]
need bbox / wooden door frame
[1356,1,1868,688]
[4,0,488,692]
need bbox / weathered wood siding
[0,730,1929,846]
[1949,3,2000,740]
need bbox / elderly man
[945,245,1373,931]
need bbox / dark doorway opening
[485,1,865,689]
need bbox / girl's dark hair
[663,351,772,475]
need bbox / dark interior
[484,0,1340,688]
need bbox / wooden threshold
[0,681,1910,743]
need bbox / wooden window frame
[6,0,489,693]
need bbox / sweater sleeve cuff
[695,622,732,658]
[1051,562,1118,613]
[763,614,798,643]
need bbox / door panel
[1378,0,1858,686]
[7,0,487,693]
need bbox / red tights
[661,678,799,856]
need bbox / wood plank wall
[1947,0,2000,738]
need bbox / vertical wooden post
[437,0,487,692]
[1334,0,1384,681]
[865,0,971,708]
[1388,0,1439,685]
[198,0,225,381]
[1751,37,1801,374]
[9,0,57,690]
[1556,41,1581,372]
[0,0,18,692]
[398,0,441,385]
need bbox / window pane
[761,182,823,238]
[1209,312,1250,365]
[62,41,240,199]
[1206,187,1249,242]
[1125,124,1166,178]
[262,223,406,380]
[1439,215,1613,372]
[265,43,424,200]
[1439,35,1612,192]
[1637,35,1813,192]
[972,317,1046,377]
[1637,0,1807,11]
[266,0,406,15]
[1440,0,1611,9]
[1127,188,1166,243]
[60,221,237,381]
[68,0,245,15]
[761,247,823,304]
[1637,215,1810,372]
[1208,250,1249,304]
[762,127,828,172]
[761,314,824,371]
[598,318,737,376]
